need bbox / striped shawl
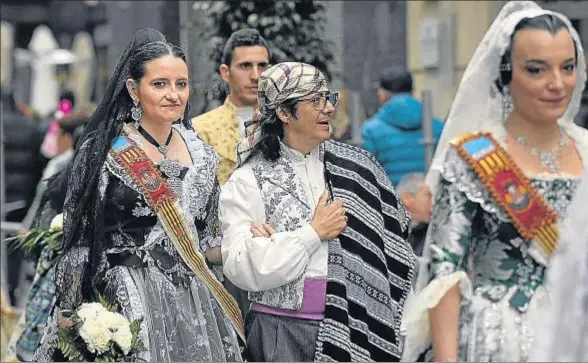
[314,140,417,361]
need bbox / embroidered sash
[452,132,559,258]
[109,134,245,341]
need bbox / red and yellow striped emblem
[452,132,559,257]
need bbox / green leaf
[8,228,63,256]
[95,355,112,362]
[95,293,118,313]
[129,319,146,351]
[54,327,85,361]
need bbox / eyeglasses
[292,92,339,111]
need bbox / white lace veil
[425,0,587,194]
[416,1,587,293]
[530,170,588,361]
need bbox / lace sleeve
[198,178,222,253]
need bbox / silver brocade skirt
[35,265,242,362]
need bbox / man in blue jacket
[361,69,444,186]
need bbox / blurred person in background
[5,112,89,362]
[361,68,444,186]
[10,113,88,336]
[1,86,44,304]
[20,112,88,234]
[5,149,78,363]
[328,89,352,142]
[402,2,588,361]
[5,114,87,361]
[39,89,76,161]
[193,28,271,322]
[397,172,432,257]
[193,29,271,185]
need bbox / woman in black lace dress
[34,28,242,362]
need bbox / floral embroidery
[425,145,580,361]
[132,203,154,218]
[192,99,239,185]
[248,153,312,310]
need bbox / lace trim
[106,153,141,192]
[527,172,582,180]
[442,147,511,222]
[200,236,222,252]
[487,121,588,173]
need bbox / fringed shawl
[315,140,417,361]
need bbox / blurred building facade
[0,0,180,108]
[2,0,585,123]
[407,0,588,120]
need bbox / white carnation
[77,303,108,324]
[74,303,135,356]
[102,311,133,355]
[112,324,133,355]
[50,213,64,231]
[78,319,111,354]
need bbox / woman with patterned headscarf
[33,28,243,362]
[401,1,588,361]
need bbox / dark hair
[221,28,271,66]
[252,99,299,161]
[57,112,88,137]
[380,68,413,94]
[497,14,576,90]
[127,41,190,118]
[129,41,186,81]
[60,89,76,108]
[60,29,182,298]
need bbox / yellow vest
[192,99,240,185]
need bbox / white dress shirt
[235,106,254,138]
[219,143,328,292]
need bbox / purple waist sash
[250,278,327,320]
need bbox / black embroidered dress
[35,124,241,362]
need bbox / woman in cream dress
[401,1,588,361]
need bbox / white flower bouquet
[54,296,145,362]
[10,213,64,255]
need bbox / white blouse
[219,144,328,292]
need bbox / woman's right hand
[311,192,347,241]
